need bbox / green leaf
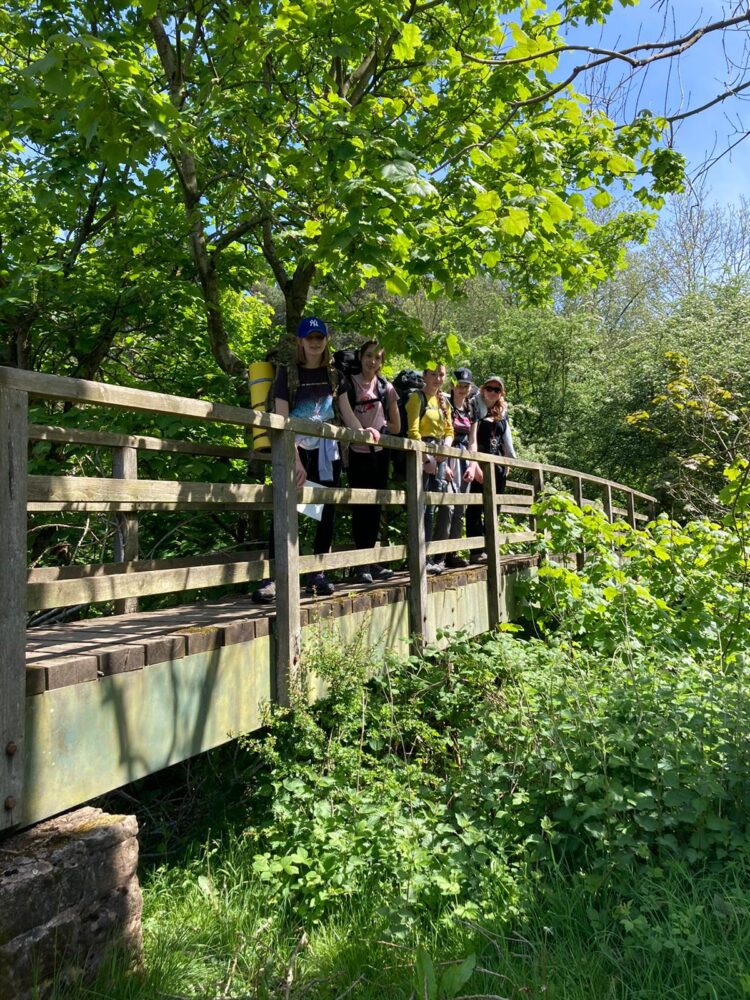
[386,274,410,296]
[499,207,530,236]
[415,947,438,1000]
[439,954,476,998]
[393,23,422,61]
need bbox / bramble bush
[241,468,750,935]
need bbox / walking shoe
[370,564,394,581]
[252,579,276,603]
[426,560,444,575]
[352,566,374,585]
[306,572,335,596]
[444,554,469,568]
[473,551,488,564]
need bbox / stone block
[0,807,143,1000]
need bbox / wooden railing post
[572,475,585,571]
[626,491,637,530]
[112,445,139,615]
[271,427,301,706]
[1,386,28,830]
[529,467,545,535]
[602,483,613,523]
[405,447,431,645]
[482,458,502,629]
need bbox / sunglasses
[484,385,502,393]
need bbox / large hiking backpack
[390,369,426,477]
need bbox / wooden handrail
[5,367,657,502]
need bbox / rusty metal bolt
[5,742,17,757]
[4,796,16,811]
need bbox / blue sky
[562,1,750,207]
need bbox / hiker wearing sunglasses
[463,376,516,563]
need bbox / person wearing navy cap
[253,316,341,602]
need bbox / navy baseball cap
[297,316,328,338]
[453,367,473,384]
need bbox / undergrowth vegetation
[61,467,750,999]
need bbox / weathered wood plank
[112,446,139,616]
[572,476,585,572]
[424,533,534,558]
[27,550,266,582]
[483,465,503,629]
[27,477,406,509]
[0,386,27,829]
[297,486,406,505]
[299,545,407,573]
[602,483,613,523]
[626,492,637,529]
[27,501,275,513]
[405,448,430,644]
[421,492,533,507]
[27,555,272,610]
[530,467,545,535]
[28,424,269,461]
[271,430,301,707]
[28,475,272,506]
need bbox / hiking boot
[352,566,374,585]
[445,554,469,569]
[370,564,394,581]
[426,560,444,575]
[252,579,276,604]
[473,551,488,564]
[306,572,335,596]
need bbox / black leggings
[465,466,507,541]
[347,448,389,550]
[268,447,341,558]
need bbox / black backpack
[390,369,427,477]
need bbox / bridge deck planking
[19,557,536,828]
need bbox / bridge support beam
[405,448,430,645]
[271,429,301,705]
[482,458,502,629]
[112,445,139,615]
[0,386,27,831]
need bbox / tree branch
[261,217,290,290]
[210,215,265,254]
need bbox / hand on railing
[463,461,480,483]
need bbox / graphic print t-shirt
[274,365,338,452]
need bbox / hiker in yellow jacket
[406,363,454,574]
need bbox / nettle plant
[525,479,750,664]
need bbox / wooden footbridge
[0,367,656,832]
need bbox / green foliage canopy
[1,0,685,378]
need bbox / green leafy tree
[2,0,706,383]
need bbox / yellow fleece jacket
[406,391,453,441]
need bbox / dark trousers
[347,448,389,550]
[466,466,507,541]
[268,448,341,559]
[423,460,449,545]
